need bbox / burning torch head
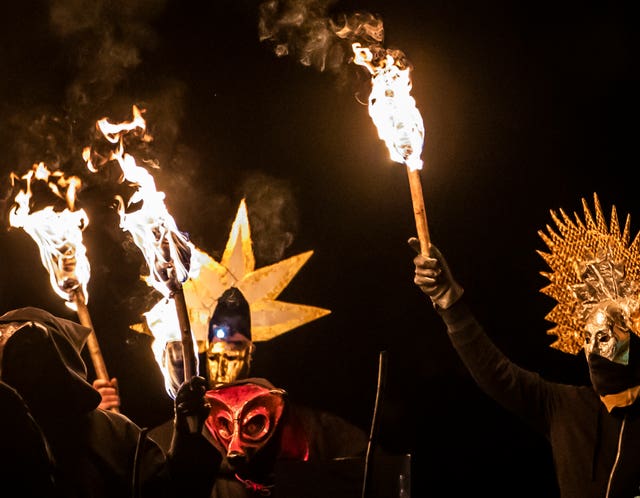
[54,242,80,293]
[207,287,254,387]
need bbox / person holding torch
[410,193,640,498]
[0,305,220,498]
[151,285,372,498]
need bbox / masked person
[0,306,220,498]
[409,194,640,498]
[206,286,254,387]
[150,286,369,498]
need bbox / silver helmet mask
[584,302,631,365]
[584,302,640,397]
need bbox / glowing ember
[9,162,90,310]
[352,43,425,171]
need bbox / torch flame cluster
[5,5,430,405]
[9,162,90,309]
[8,161,113,387]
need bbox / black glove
[409,237,464,310]
[174,376,210,435]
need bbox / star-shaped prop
[142,198,330,353]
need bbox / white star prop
[143,199,330,352]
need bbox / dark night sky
[0,1,637,496]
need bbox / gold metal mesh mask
[538,193,640,354]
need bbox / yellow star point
[182,198,330,344]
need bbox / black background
[0,1,637,496]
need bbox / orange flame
[85,106,198,388]
[85,105,192,298]
[8,163,90,310]
[352,42,425,171]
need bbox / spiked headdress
[538,193,640,354]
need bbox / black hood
[0,306,101,414]
[208,287,252,342]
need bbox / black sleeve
[437,299,555,434]
[165,427,222,498]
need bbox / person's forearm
[435,298,548,424]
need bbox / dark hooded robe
[438,299,640,498]
[0,306,218,498]
[148,288,370,497]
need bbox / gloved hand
[408,237,464,310]
[174,375,210,435]
[168,376,221,495]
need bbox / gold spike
[630,231,640,260]
[621,212,631,247]
[543,224,563,247]
[553,211,574,240]
[593,193,607,232]
[609,205,621,239]
[537,231,550,245]
[573,209,587,231]
[539,286,554,298]
[582,196,597,231]
[537,231,553,250]
[559,208,576,231]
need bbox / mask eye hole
[215,415,234,439]
[240,413,270,442]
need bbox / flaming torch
[8,163,113,391]
[352,43,430,254]
[84,106,198,382]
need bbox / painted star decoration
[142,198,330,356]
